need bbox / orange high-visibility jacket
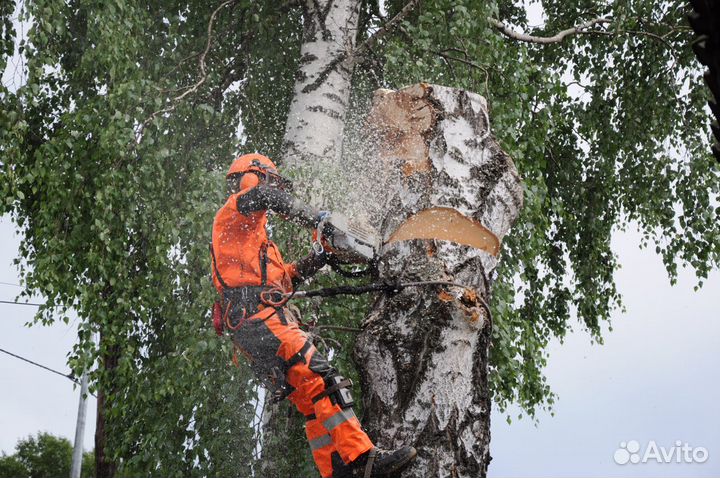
[211,187,298,293]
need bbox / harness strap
[311,378,353,404]
[364,448,377,478]
[286,340,312,369]
[259,242,268,286]
[222,285,268,318]
[209,242,231,290]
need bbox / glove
[294,248,327,282]
[314,210,331,227]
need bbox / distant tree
[0,453,28,478]
[0,433,94,478]
[81,451,94,478]
[0,432,72,478]
[15,433,72,478]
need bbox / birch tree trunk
[260,1,362,474]
[273,3,524,477]
[354,84,523,478]
[282,0,361,203]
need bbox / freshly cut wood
[387,207,501,256]
[354,83,523,478]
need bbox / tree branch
[352,0,419,62]
[432,49,490,96]
[302,1,419,95]
[490,16,686,51]
[136,0,237,142]
[579,26,680,58]
[489,16,611,44]
[432,49,485,71]
[313,325,362,333]
[618,29,675,50]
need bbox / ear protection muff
[238,172,260,193]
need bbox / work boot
[339,446,417,477]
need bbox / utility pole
[70,372,89,478]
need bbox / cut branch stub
[363,83,521,272]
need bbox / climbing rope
[285,280,492,323]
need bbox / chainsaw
[314,213,380,265]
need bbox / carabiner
[314,214,329,255]
[260,287,290,308]
[226,302,247,332]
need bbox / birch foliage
[1,0,717,474]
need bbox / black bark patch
[306,104,342,119]
[323,92,347,106]
[451,88,489,139]
[294,68,308,83]
[299,52,319,65]
[301,53,349,94]
[470,146,511,207]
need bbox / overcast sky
[0,216,97,453]
[1,2,718,476]
[490,224,720,477]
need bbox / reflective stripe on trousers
[323,408,358,432]
[309,434,333,451]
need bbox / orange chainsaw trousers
[230,305,373,477]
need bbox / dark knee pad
[308,350,355,408]
[330,451,352,477]
[309,350,337,380]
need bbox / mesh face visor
[265,171,293,192]
[250,159,294,192]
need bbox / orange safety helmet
[227,153,292,192]
[227,153,278,177]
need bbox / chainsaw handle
[327,255,376,278]
[312,211,333,255]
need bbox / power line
[0,281,22,287]
[0,346,79,384]
[0,299,43,307]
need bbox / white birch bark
[354,84,523,478]
[282,0,361,205]
[261,2,361,474]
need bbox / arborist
[210,153,417,478]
